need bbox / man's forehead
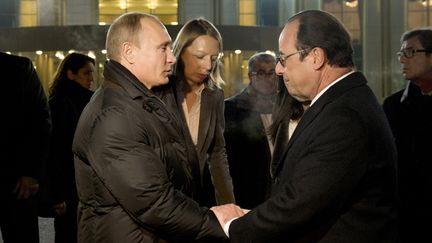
[406,36,422,46]
[279,21,298,51]
[141,19,172,43]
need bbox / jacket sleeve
[208,90,235,204]
[19,57,51,181]
[85,107,227,242]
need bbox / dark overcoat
[229,72,399,243]
[383,82,432,242]
[73,60,226,243]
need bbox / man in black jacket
[383,28,432,243]
[212,10,399,243]
[0,52,52,243]
[72,12,242,242]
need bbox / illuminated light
[421,0,431,7]
[234,50,242,54]
[68,49,75,54]
[5,51,11,54]
[241,65,245,69]
[101,49,107,54]
[87,51,96,59]
[218,52,224,58]
[36,50,43,55]
[99,63,103,68]
[55,51,65,60]
[149,0,157,9]
[99,22,107,26]
[344,0,358,8]
[120,0,127,10]
[170,22,178,25]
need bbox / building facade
[0,0,431,99]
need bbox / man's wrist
[223,217,238,237]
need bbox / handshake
[210,204,250,230]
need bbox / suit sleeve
[229,108,369,242]
[208,90,235,204]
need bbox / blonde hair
[105,12,159,61]
[172,18,224,89]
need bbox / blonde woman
[159,18,235,206]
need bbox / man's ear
[121,42,135,64]
[311,47,326,70]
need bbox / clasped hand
[210,203,250,228]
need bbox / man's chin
[291,93,309,103]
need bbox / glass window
[407,0,432,29]
[322,0,360,42]
[99,0,178,25]
[239,0,256,26]
[20,0,37,27]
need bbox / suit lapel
[197,88,212,159]
[270,72,366,177]
[270,102,321,177]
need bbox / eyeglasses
[397,48,431,59]
[277,49,308,67]
[250,71,276,78]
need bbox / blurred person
[0,52,51,243]
[383,28,432,243]
[267,76,307,186]
[158,18,235,206]
[224,52,277,209]
[211,10,399,243]
[72,12,235,242]
[45,53,95,243]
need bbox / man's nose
[275,62,284,75]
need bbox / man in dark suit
[224,52,277,209]
[0,52,51,243]
[383,28,432,243]
[211,10,399,243]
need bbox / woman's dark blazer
[158,77,235,206]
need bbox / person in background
[383,28,432,243]
[46,52,95,243]
[211,10,399,243]
[72,12,235,242]
[0,52,52,243]
[159,18,235,206]
[224,52,277,209]
[267,75,307,188]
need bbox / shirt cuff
[223,217,238,237]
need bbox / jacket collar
[400,81,432,103]
[103,60,153,100]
